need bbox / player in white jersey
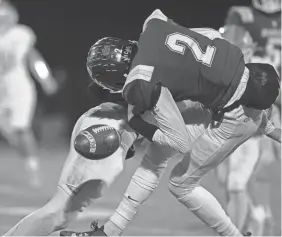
[216,24,264,233]
[0,0,58,187]
[217,1,281,234]
[4,98,139,236]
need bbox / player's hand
[266,128,281,143]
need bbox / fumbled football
[74,124,121,160]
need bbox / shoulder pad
[12,24,35,38]
[228,6,254,23]
[142,9,168,33]
[191,28,223,40]
[9,24,36,44]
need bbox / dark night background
[0,2,281,236]
[12,0,251,134]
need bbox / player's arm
[123,75,190,154]
[266,128,281,143]
[260,108,281,143]
[224,6,254,27]
[27,47,58,95]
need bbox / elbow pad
[123,80,161,114]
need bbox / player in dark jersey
[223,0,281,76]
[60,9,281,237]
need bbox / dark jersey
[225,6,281,72]
[123,14,245,111]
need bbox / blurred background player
[217,0,281,235]
[0,0,58,187]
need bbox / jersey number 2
[165,32,216,67]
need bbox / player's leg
[8,80,40,186]
[103,143,175,236]
[247,104,280,236]
[226,137,260,231]
[168,106,261,236]
[247,138,276,236]
[100,101,212,236]
[5,105,137,236]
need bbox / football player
[219,1,281,235]
[0,0,58,187]
[60,9,280,237]
[3,79,139,235]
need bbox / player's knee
[141,151,169,178]
[38,190,80,230]
[133,166,160,191]
[168,161,200,199]
[168,181,197,200]
[168,177,198,200]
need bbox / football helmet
[221,25,257,63]
[243,63,280,110]
[252,0,281,13]
[86,37,138,93]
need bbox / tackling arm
[266,128,281,143]
[124,78,190,154]
[260,107,281,143]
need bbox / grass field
[0,142,280,236]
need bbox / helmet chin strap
[109,89,122,94]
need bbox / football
[74,124,121,160]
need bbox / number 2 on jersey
[165,32,216,67]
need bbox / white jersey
[0,24,37,128]
[0,24,35,85]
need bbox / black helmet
[242,63,280,110]
[86,37,138,93]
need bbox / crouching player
[4,100,138,236]
[60,9,281,237]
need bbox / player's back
[131,12,245,109]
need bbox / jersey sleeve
[225,6,254,26]
[259,107,275,135]
[142,9,168,33]
[122,65,160,113]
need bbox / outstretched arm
[266,128,281,143]
[260,107,281,143]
